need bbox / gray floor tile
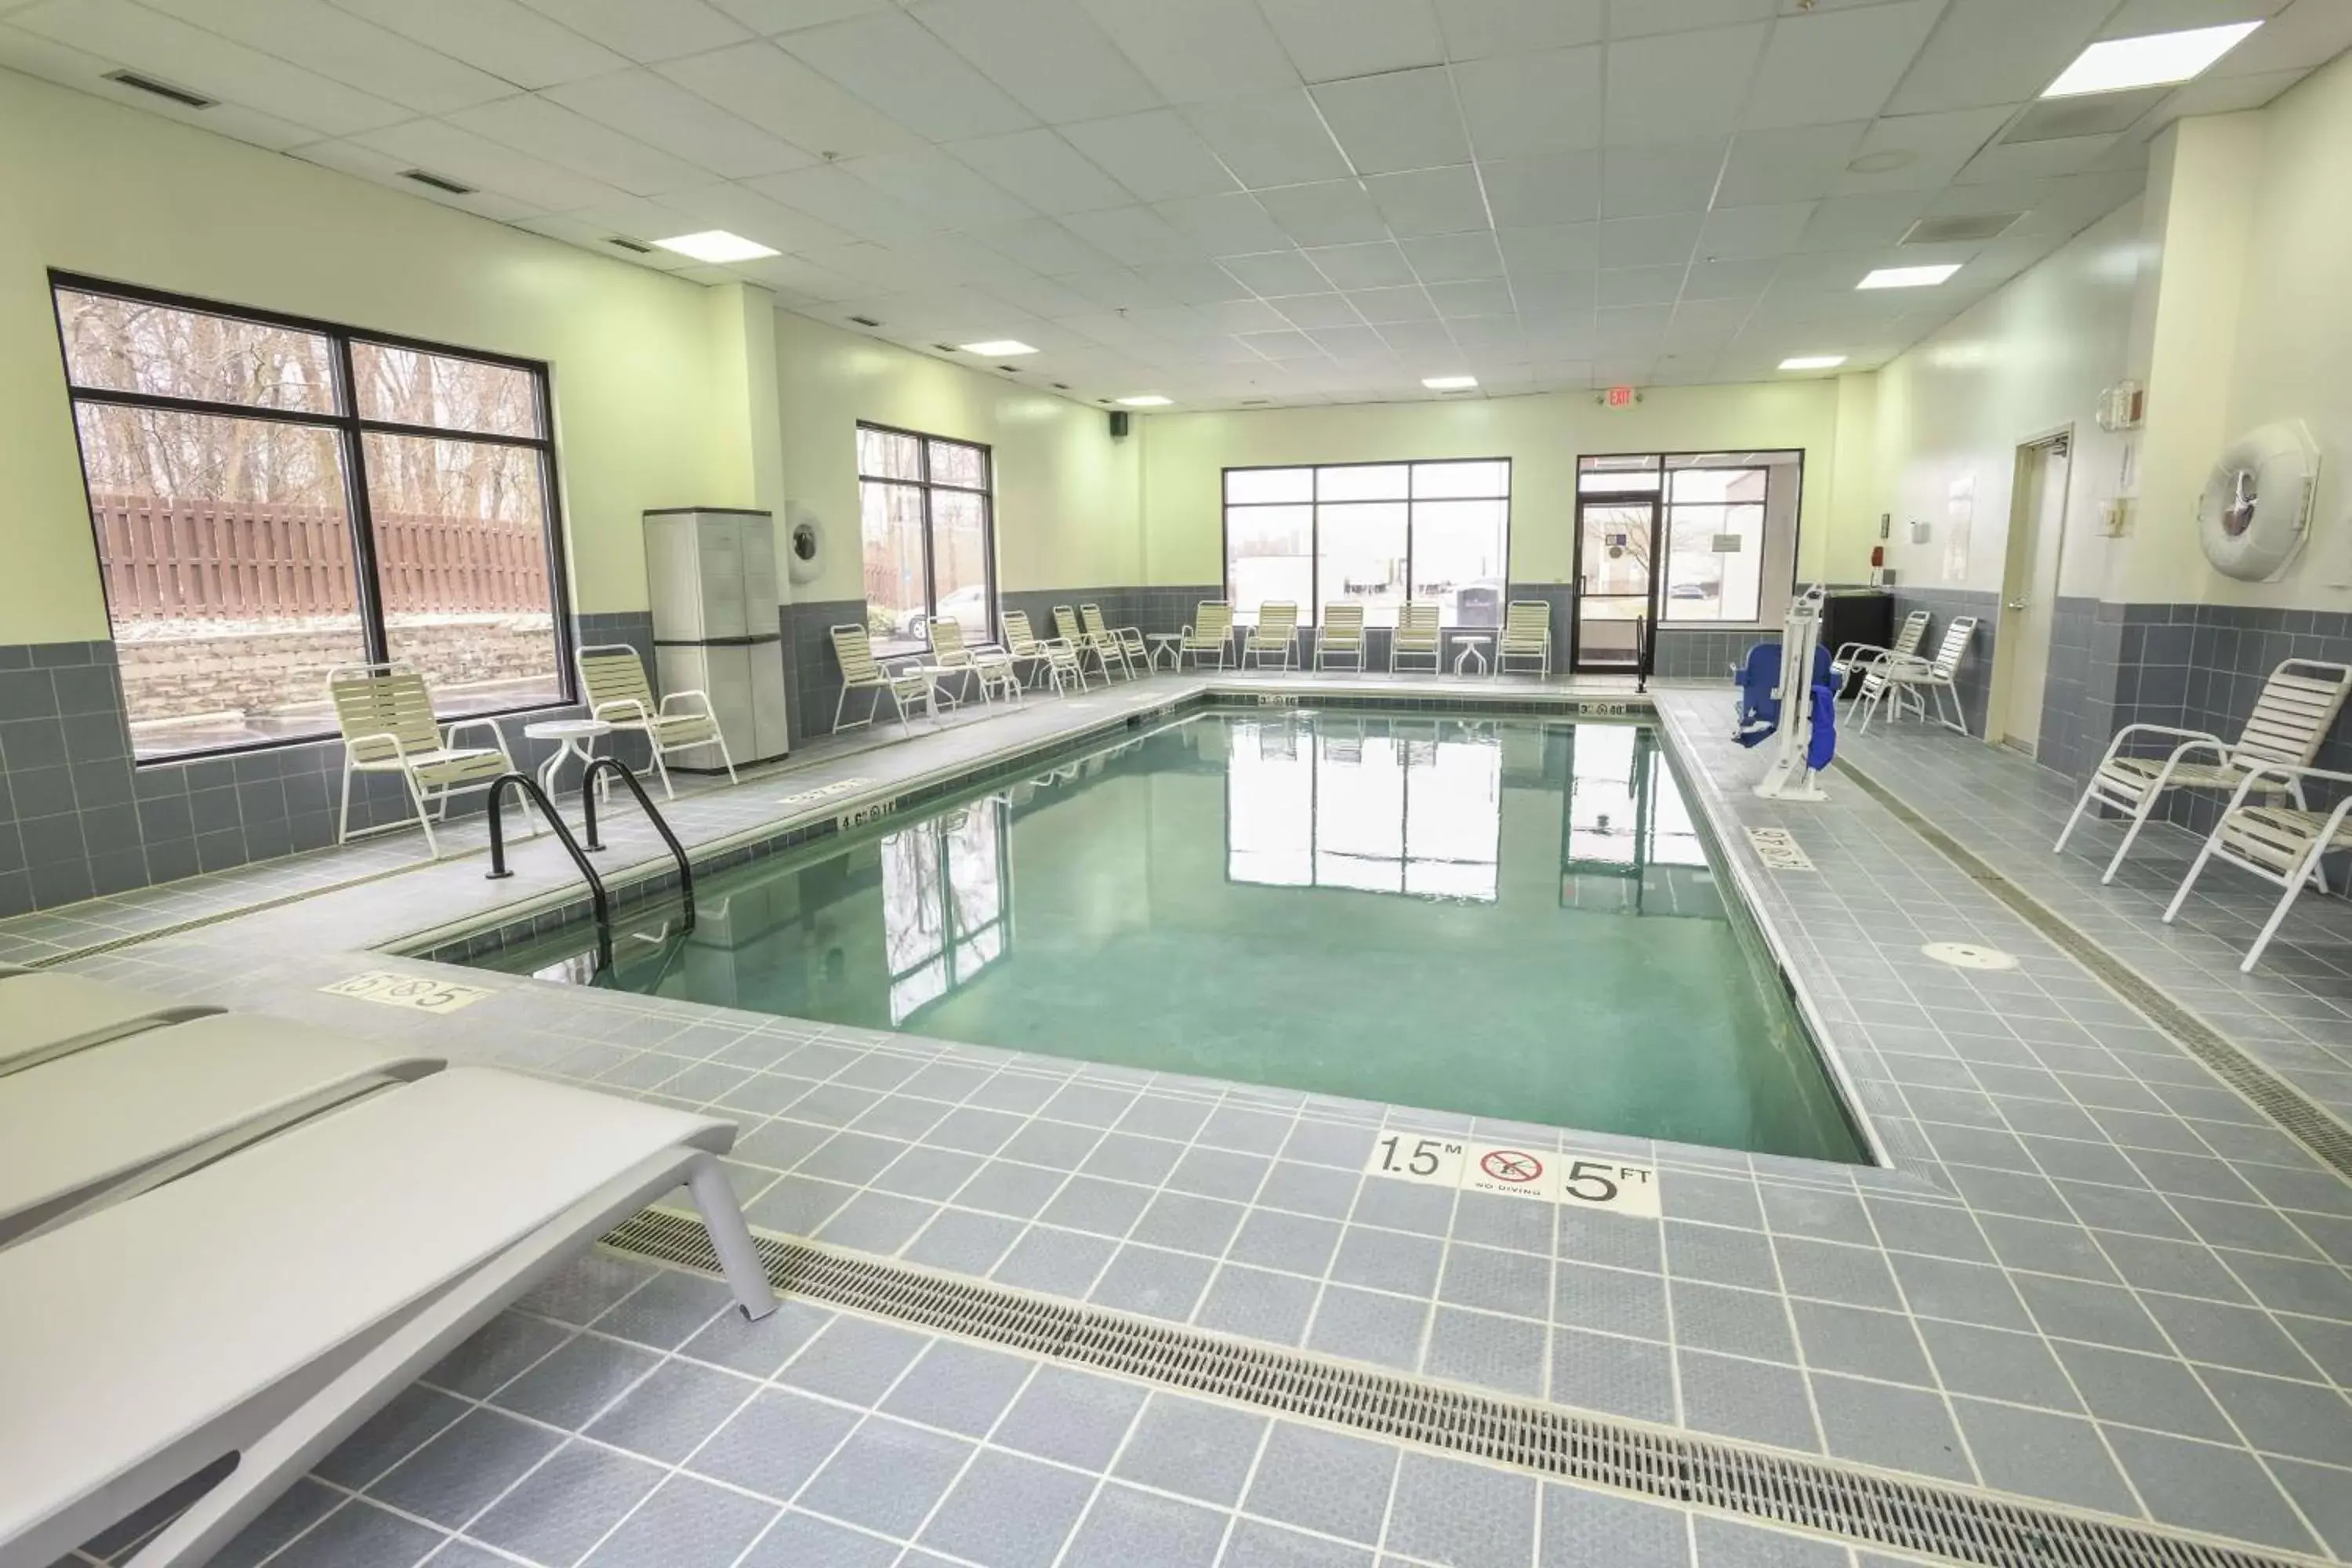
[1773,1236,1904,1310]
[1283,1119,1377,1169]
[1222,1517,1376,1566]
[2103,1428,2320,1552]
[879,1338,1036,1437]
[267,1500,445,1568]
[586,1359,757,1463]
[681,1297,831,1381]
[1118,1094,1214,1142]
[208,1477,341,1568]
[1678,1351,1820,1451]
[1000,1117,1108,1169]
[1690,1515,1848,1568]
[1042,1081,1139,1127]
[774,1314,928,1405]
[919,1448,1097,1568]
[518,1251,659,1327]
[797,1416,975,1538]
[1759,1185,1875,1246]
[1063,1482,1229,1568]
[2202,1368,2352,1464]
[994,1363,1149,1469]
[368,1408,564,1528]
[875,1145,987,1200]
[1082,1131,1187,1186]
[736,1510,900,1568]
[1198,1263,1319,1345]
[1886,1255,2031,1330]
[317,1385,470,1490]
[423,1313,570,1400]
[1385,1450,1537,1568]
[2053,1340,2238,1441]
[1559,1209,1665,1273]
[1307,1284,1428,1370]
[1554,1260,1669,1340]
[1349,1175,1457,1236]
[1671,1281,1796,1363]
[1092,1243,1217,1320]
[1667,1172,1766,1229]
[688,1388,862,1501]
[2216,1250,2352,1319]
[1257,1160,1363,1219]
[1201,1105,1293,1155]
[1538,1482,1692,1567]
[1243,1424,1399,1545]
[1132,1192,1249,1256]
[927,1106,1026,1156]
[1040,1174,1155,1237]
[1790,1301,1933,1386]
[580,1475,776,1568]
[1865,1199,1994,1264]
[2014,1276,2169,1355]
[1452,1189,1557,1254]
[467,1441,666,1568]
[815,1189,937,1254]
[1424,1305,1547,1396]
[1438,1243,1552,1318]
[960,1159,1070,1218]
[1947,1400,2137,1516]
[2143,1294,2325,1379]
[1550,1326,1675,1422]
[905,1208,1025,1275]
[797,1131,910,1186]
[745,1174,857,1234]
[1329,1225,1445,1295]
[1170,1146,1273,1202]
[1229,1210,1343,1276]
[1915,1319,2080,1410]
[2267,1457,2352,1560]
[1666,1222,1780,1290]
[994,1225,1117,1295]
[1811,1374,1973,1482]
[1112,1392,1267,1506]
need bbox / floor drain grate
[604,1210,2303,1568]
[1922,941,2019,971]
[1839,759,2352,1181]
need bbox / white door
[1998,437,2071,752]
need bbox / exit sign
[1604,385,1637,408]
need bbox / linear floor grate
[1837,759,2352,1180]
[603,1210,2309,1568]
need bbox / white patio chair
[829,624,936,735]
[1855,616,1977,735]
[1180,602,1233,670]
[927,616,989,709]
[1831,609,1929,688]
[1392,601,1442,673]
[1243,602,1300,670]
[577,643,735,799]
[1497,601,1553,676]
[935,616,1022,708]
[328,662,522,859]
[2163,760,2352,971]
[1037,637,1090,695]
[1056,604,1132,681]
[1000,611,1058,691]
[1317,603,1367,670]
[1081,604,1149,673]
[2056,659,2352,883]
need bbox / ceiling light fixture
[651,230,779,263]
[959,339,1036,356]
[1779,355,1847,371]
[1116,394,1172,407]
[1421,375,1479,390]
[1857,263,1962,289]
[2042,22,2261,97]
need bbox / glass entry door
[1573,499,1657,671]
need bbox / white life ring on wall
[2198,420,2321,583]
[784,503,825,586]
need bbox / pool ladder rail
[484,760,697,975]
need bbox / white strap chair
[1055,604,1131,681]
[829,625,936,735]
[935,616,1022,708]
[1243,602,1300,670]
[1081,604,1149,673]
[2057,659,2352,882]
[1832,610,1929,687]
[1000,611,1060,691]
[1181,602,1233,670]
[1392,601,1442,673]
[1855,617,1977,735]
[1497,601,1553,676]
[1317,603,1366,670]
[328,662,521,859]
[576,644,735,798]
[2163,760,2352,971]
[1037,637,1089,695]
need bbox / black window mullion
[329,331,391,669]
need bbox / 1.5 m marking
[1365,1135,1657,1218]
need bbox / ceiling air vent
[103,69,215,109]
[1051,382,1071,390]
[933,343,960,353]
[400,169,477,196]
[1902,212,2020,245]
[996,364,1021,373]
[606,236,655,255]
[848,315,883,328]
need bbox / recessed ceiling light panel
[959,339,1036,355]
[1421,375,1479,390]
[1857,263,1962,289]
[2042,23,2261,98]
[651,230,779,263]
[1778,355,1846,371]
[1116,394,1173,407]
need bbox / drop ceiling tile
[709,0,894,31]
[2096,0,2285,42]
[1201,297,1296,332]
[1310,67,1470,174]
[1598,265,1685,307]
[1695,201,1816,256]
[1598,212,1703,267]
[2216,0,2352,76]
[1308,325,1394,359]
[1056,269,1176,310]
[949,129,1132,213]
[1134,260,1254,303]
[1455,46,1603,157]
[1258,0,1445,81]
[655,42,920,158]
[1446,314,1530,351]
[1497,223,1600,274]
[330,0,631,89]
[1152,192,1292,253]
[1955,135,2120,184]
[13,0,408,133]
[1218,249,1331,295]
[1240,328,1325,358]
[1605,24,1766,144]
[1062,203,1204,264]
[734,250,869,299]
[1478,152,1602,225]
[448,96,714,197]
[781,8,1037,140]
[1606,0,1772,38]
[1595,303,1671,348]
[746,162,942,241]
[1254,180,1390,246]
[1061,109,1239,202]
[1435,0,1602,58]
[1883,0,2110,114]
[1178,89,1349,189]
[1600,139,1727,217]
[657,183,856,250]
[797,242,951,292]
[975,217,1124,274]
[909,0,1163,124]
[1305,240,1417,289]
[1079,0,1298,102]
[1836,106,2013,193]
[514,0,753,62]
[842,146,1036,229]
[353,118,633,209]
[1742,0,1943,130]
[1682,253,1780,299]
[292,138,550,218]
[1400,229,1506,281]
[2131,65,2310,136]
[1794,189,1933,249]
[142,0,514,113]
[1512,270,1596,311]
[1268,292,1365,328]
[1715,122,1867,204]
[0,20,321,147]
[1426,278,1514,317]
[1668,296,1755,337]
[1377,319,1458,356]
[546,69,815,176]
[1361,165,1490,238]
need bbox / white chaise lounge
[0,971,220,1077]
[2163,760,2352,971]
[0,1066,778,1568]
[1831,609,1929,688]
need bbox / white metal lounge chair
[924,616,984,709]
[830,625,936,735]
[0,1012,441,1245]
[1181,603,1233,670]
[1243,602,1299,670]
[1831,609,1929,687]
[933,617,1022,708]
[1855,616,1977,735]
[1081,604,1149,675]
[1056,605,1131,681]
[1392,602,1442,673]
[0,1065,777,1568]
[1000,611,1059,691]
[2056,659,2352,883]
[1037,637,1089,695]
[1317,604,1366,671]
[329,662,522,858]
[576,644,735,798]
[2163,761,2352,971]
[0,971,220,1077]
[1497,601,1553,677]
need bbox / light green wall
[0,66,752,642]
[773,310,1142,604]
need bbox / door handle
[2005,597,2028,610]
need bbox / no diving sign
[1367,1134,1658,1218]
[1468,1146,1552,1200]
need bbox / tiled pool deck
[28,671,2352,1568]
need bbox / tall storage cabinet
[643,508,790,768]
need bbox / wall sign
[321,970,492,1012]
[1364,1135,1659,1218]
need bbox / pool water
[478,712,1864,1162]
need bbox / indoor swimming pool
[476,711,1864,1162]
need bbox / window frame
[855,419,997,656]
[1572,449,1802,630]
[1220,458,1513,628]
[46,271,576,764]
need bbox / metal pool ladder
[483,761,697,974]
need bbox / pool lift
[1738,585,1835,803]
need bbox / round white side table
[525,718,613,797]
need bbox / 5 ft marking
[1365,1134,1658,1218]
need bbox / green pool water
[476,711,1864,1162]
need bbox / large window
[858,424,995,659]
[52,278,569,762]
[1575,452,1793,626]
[1223,460,1509,628]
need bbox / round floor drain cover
[1922,941,2016,971]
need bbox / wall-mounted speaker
[1108,410,1131,439]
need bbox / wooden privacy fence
[90,494,551,622]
